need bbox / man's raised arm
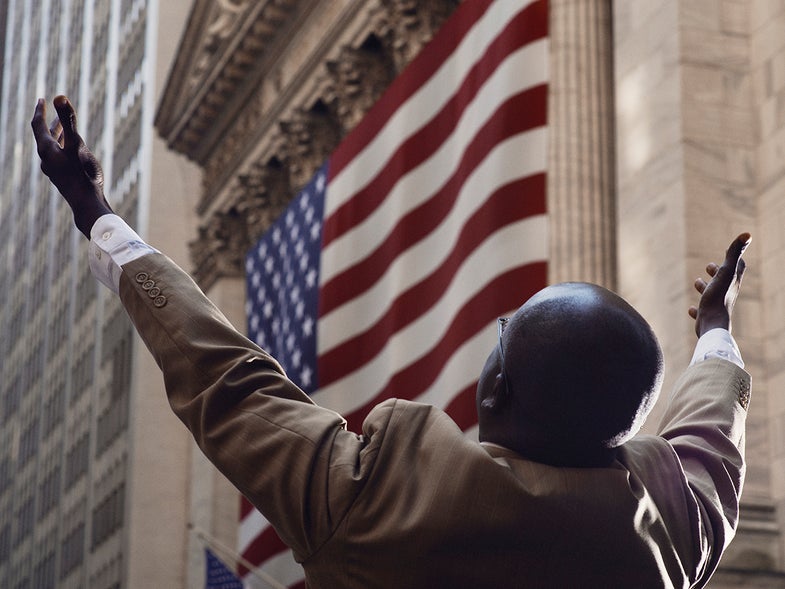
[31,97,369,561]
[656,233,752,585]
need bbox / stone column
[547,0,617,289]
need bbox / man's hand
[689,233,750,337]
[31,96,113,238]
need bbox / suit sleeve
[118,252,372,560]
[656,358,751,585]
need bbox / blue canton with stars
[245,164,326,394]
[204,548,243,589]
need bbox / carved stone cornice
[189,206,248,285]
[155,0,301,164]
[378,0,460,72]
[278,105,341,190]
[190,158,293,285]
[324,37,395,132]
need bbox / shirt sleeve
[689,328,744,369]
[88,214,158,293]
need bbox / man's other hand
[31,96,113,238]
[689,233,750,338]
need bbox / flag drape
[242,1,549,585]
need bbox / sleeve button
[135,272,149,283]
[142,280,155,291]
[148,286,161,298]
[153,296,167,308]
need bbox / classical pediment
[155,0,301,164]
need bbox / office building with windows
[0,1,198,587]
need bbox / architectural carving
[192,157,294,286]
[156,0,299,164]
[234,158,292,245]
[190,206,250,284]
[278,104,341,191]
[325,36,395,133]
[200,90,268,211]
[185,1,250,108]
[378,0,460,72]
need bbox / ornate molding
[190,158,293,286]
[278,104,341,191]
[324,36,396,132]
[378,0,460,72]
[156,0,300,163]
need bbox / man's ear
[480,373,506,411]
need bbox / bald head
[477,283,663,467]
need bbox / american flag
[205,548,244,589]
[242,0,549,586]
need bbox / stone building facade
[153,0,785,586]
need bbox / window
[91,483,125,548]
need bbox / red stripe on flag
[319,173,546,387]
[238,524,289,577]
[320,85,547,317]
[328,0,497,177]
[444,382,481,431]
[323,2,549,246]
[342,261,548,433]
[240,496,254,519]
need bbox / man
[33,96,751,588]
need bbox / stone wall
[614,0,785,584]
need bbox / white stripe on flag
[238,511,269,556]
[319,129,548,351]
[325,0,543,216]
[313,214,548,415]
[320,39,548,283]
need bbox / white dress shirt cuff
[690,328,744,369]
[89,214,158,293]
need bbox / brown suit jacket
[120,253,751,588]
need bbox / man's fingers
[694,278,707,294]
[49,116,61,136]
[736,258,747,282]
[53,95,82,150]
[49,117,64,148]
[708,232,751,291]
[706,263,718,277]
[31,99,58,155]
[725,232,751,268]
[688,306,698,319]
